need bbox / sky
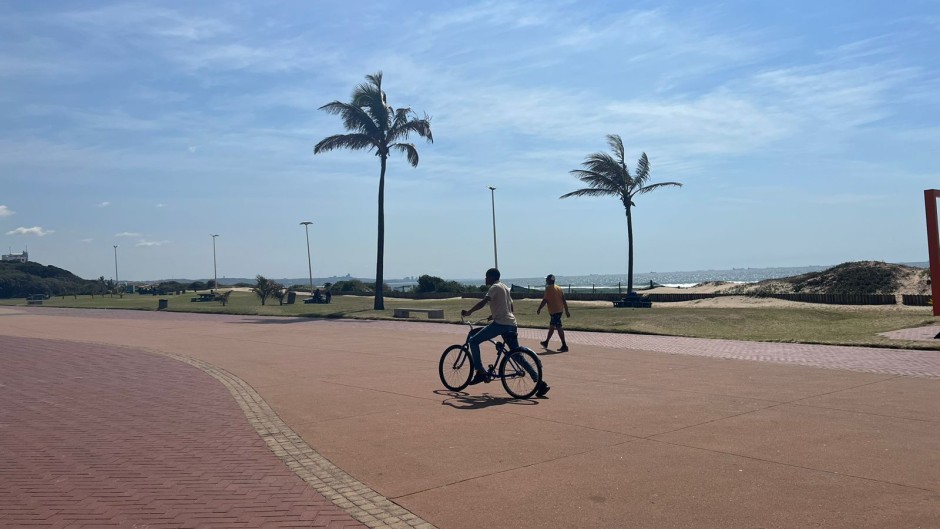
[1,0,938,282]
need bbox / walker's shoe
[539,340,549,348]
[558,345,569,352]
[535,381,551,397]
[469,372,490,385]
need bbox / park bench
[190,293,217,302]
[393,308,444,319]
[304,297,330,304]
[26,294,46,305]
[612,292,652,308]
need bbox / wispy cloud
[155,203,166,208]
[7,226,54,236]
[0,205,14,217]
[115,232,141,237]
[136,239,170,247]
[81,238,94,243]
[97,201,111,207]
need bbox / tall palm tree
[314,72,433,310]
[561,135,681,294]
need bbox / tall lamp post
[112,245,119,291]
[210,234,219,291]
[488,186,498,269]
[300,221,314,297]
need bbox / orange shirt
[542,284,566,314]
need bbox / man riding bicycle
[461,268,550,396]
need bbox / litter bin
[157,299,168,310]
[286,291,297,304]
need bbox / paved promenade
[1,306,939,528]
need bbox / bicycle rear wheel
[439,344,474,391]
[499,348,542,399]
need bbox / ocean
[388,262,929,291]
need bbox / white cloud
[81,238,94,243]
[156,203,166,208]
[136,239,170,247]
[0,205,13,217]
[7,226,53,236]
[97,201,110,207]
[115,232,141,237]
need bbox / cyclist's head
[546,274,555,284]
[485,268,500,285]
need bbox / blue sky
[2,0,938,281]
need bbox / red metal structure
[924,190,940,316]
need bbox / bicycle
[438,319,543,399]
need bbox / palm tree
[561,135,682,294]
[314,72,433,310]
[252,275,282,306]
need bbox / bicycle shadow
[434,389,540,410]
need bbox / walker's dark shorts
[550,312,563,328]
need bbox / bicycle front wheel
[499,348,542,399]
[439,344,474,391]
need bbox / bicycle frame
[460,320,526,381]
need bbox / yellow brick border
[166,353,438,529]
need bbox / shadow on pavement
[434,389,539,410]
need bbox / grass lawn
[3,292,938,350]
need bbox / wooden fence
[901,294,932,306]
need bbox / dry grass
[3,291,939,350]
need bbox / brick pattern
[0,336,373,528]
[166,353,437,529]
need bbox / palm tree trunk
[626,206,634,294]
[374,156,387,310]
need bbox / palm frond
[319,101,380,136]
[389,112,433,143]
[633,181,683,196]
[391,143,419,166]
[578,153,630,189]
[560,187,620,199]
[352,77,390,131]
[568,169,623,192]
[365,71,383,88]
[313,134,376,154]
[606,134,625,164]
[633,152,651,187]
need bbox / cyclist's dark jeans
[468,322,516,374]
[468,323,538,381]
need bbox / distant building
[1,250,28,263]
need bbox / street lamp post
[112,245,119,292]
[210,234,219,291]
[300,222,314,297]
[488,186,498,269]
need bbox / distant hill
[725,261,930,295]
[0,261,101,298]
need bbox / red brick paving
[0,335,366,529]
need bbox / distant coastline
[136,262,929,288]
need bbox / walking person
[537,274,570,352]
[462,268,550,396]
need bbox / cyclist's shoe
[535,381,551,397]
[539,340,549,348]
[469,372,490,385]
[558,345,569,352]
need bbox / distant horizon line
[112,260,929,284]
